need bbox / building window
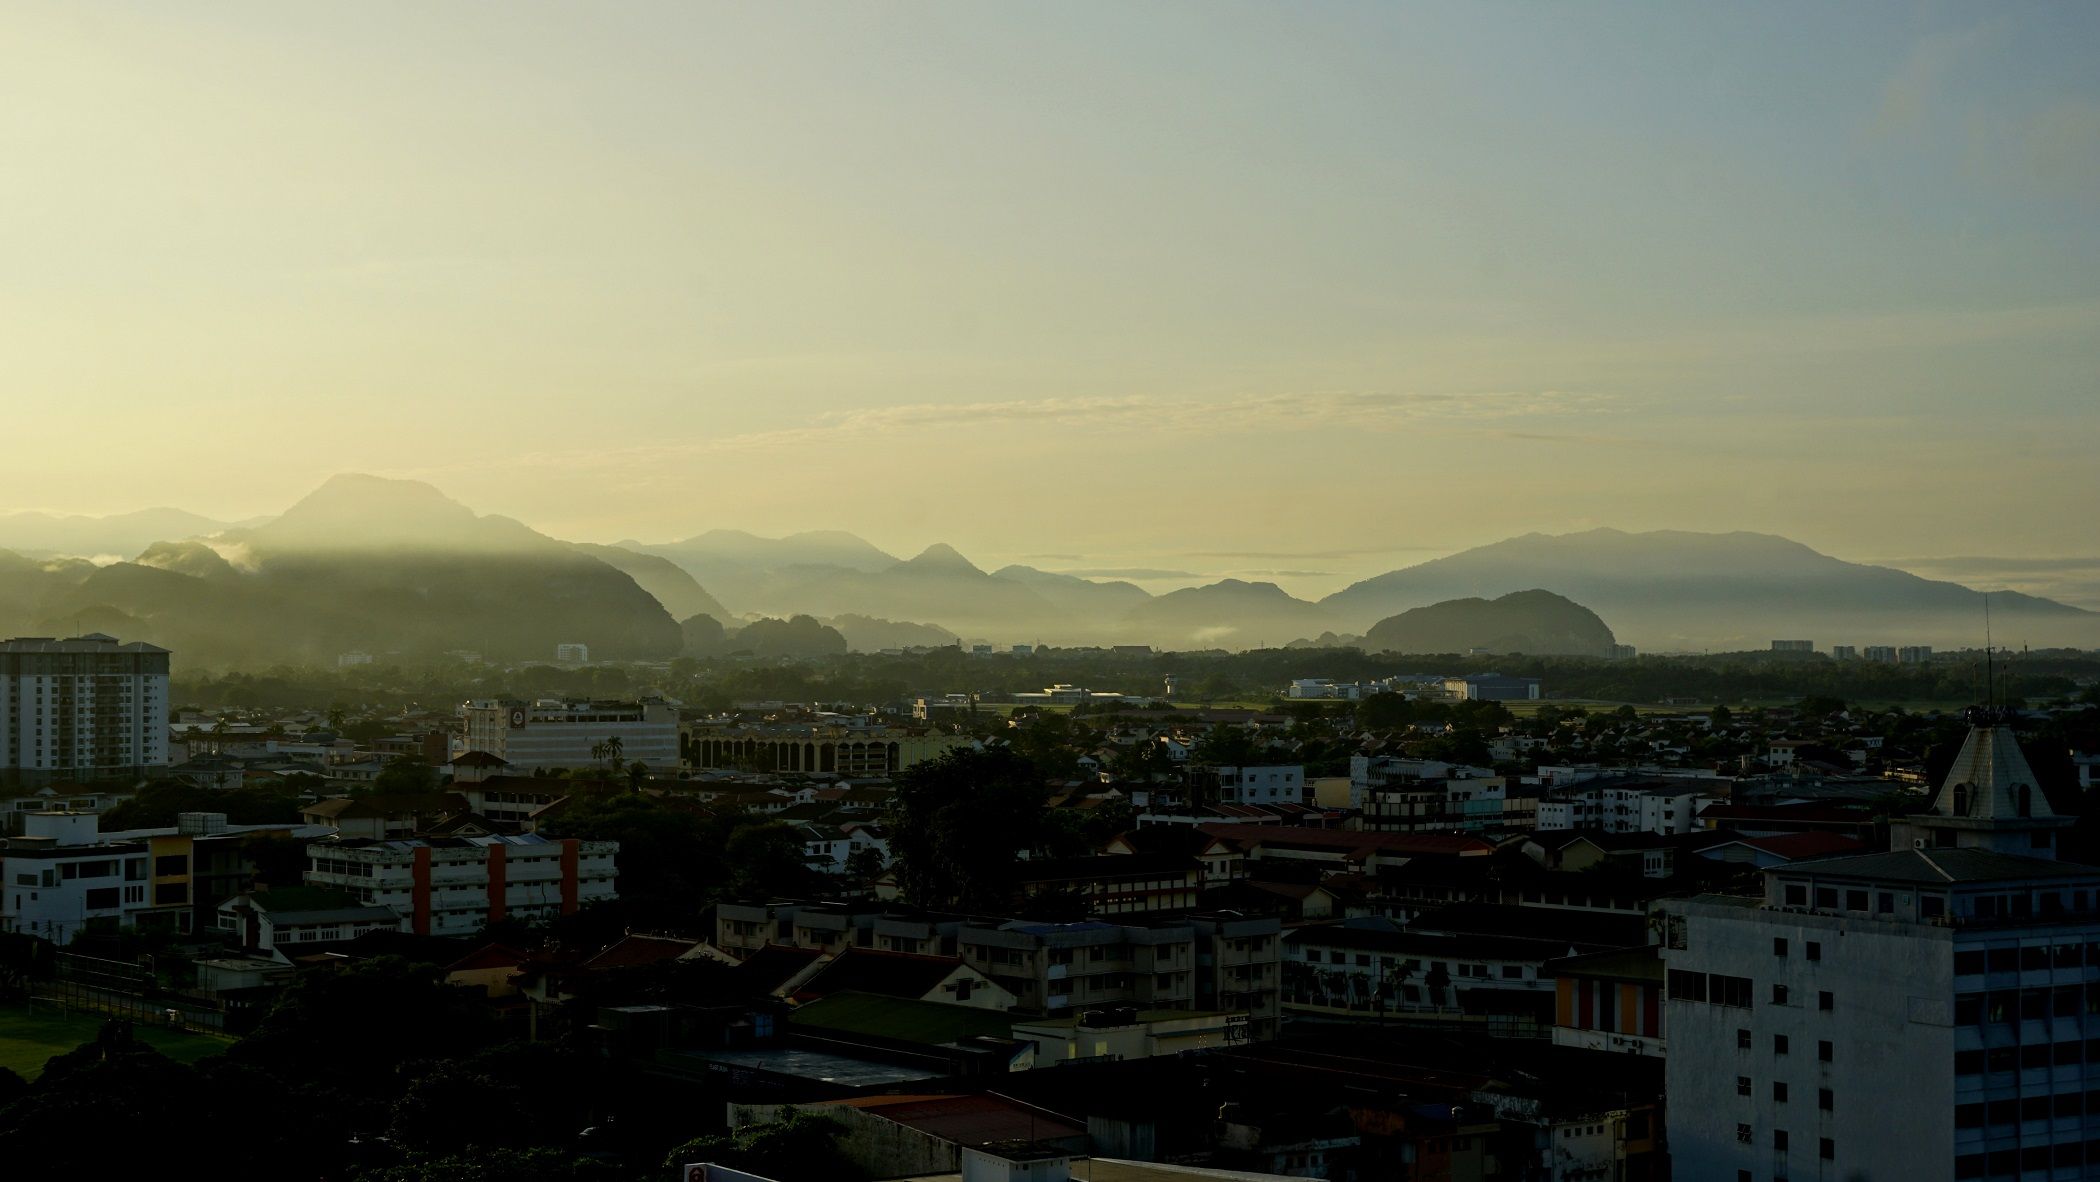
[1818,1088,1832,1112]
[1818,991,1834,1011]
[1738,1028,1752,1050]
[1772,983,1789,1005]
[1818,1040,1832,1063]
[1773,1129,1788,1151]
[1819,1138,1834,1161]
[1736,1124,1752,1145]
[1774,1034,1789,1055]
[1737,1075,1752,1097]
[1773,937,1788,957]
[1772,1081,1788,1102]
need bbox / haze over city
[5,8,2100,1182]
[6,3,2099,605]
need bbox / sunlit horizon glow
[5,4,2097,603]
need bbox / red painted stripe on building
[487,841,507,924]
[411,846,432,936]
[559,839,580,915]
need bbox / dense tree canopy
[887,746,1052,911]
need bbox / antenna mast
[1983,592,1995,716]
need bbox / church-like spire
[1929,715,2054,824]
[1904,716,2070,859]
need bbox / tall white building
[458,698,678,772]
[0,634,170,780]
[1662,720,2100,1180]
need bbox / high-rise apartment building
[1662,720,2100,1180]
[0,634,170,780]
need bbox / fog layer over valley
[0,474,2092,668]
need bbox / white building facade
[1203,765,1306,807]
[458,698,678,772]
[1,812,151,943]
[1662,722,2100,1181]
[304,833,619,937]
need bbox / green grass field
[0,1004,230,1080]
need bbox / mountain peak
[250,473,537,551]
[903,543,984,576]
[282,473,471,519]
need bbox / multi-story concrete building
[709,902,1285,1038]
[215,887,406,960]
[458,698,678,772]
[680,719,971,776]
[1,810,329,943]
[1443,674,1542,702]
[1900,645,1936,664]
[1863,645,1898,662]
[0,634,169,781]
[1197,765,1305,807]
[1,811,150,943]
[1661,720,2100,1180]
[957,919,1205,1017]
[1770,640,1814,653]
[1535,778,1726,836]
[1188,913,1285,1040]
[1362,776,1539,833]
[1282,923,1557,1034]
[1830,645,1857,660]
[304,833,619,936]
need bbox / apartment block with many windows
[304,833,618,936]
[0,634,169,781]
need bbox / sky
[4,2,2098,602]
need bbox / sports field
[0,1004,229,1079]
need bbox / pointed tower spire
[1903,720,2070,859]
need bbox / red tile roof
[813,1093,1085,1145]
[579,934,703,971]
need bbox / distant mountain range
[0,476,681,667]
[2,479,2094,665]
[0,508,235,558]
[1320,528,2098,651]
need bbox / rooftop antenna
[1983,592,1996,718]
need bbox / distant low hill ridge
[1361,589,1616,656]
[1323,527,2100,652]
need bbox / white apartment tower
[1662,718,2100,1181]
[0,634,170,780]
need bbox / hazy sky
[6,3,2098,600]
